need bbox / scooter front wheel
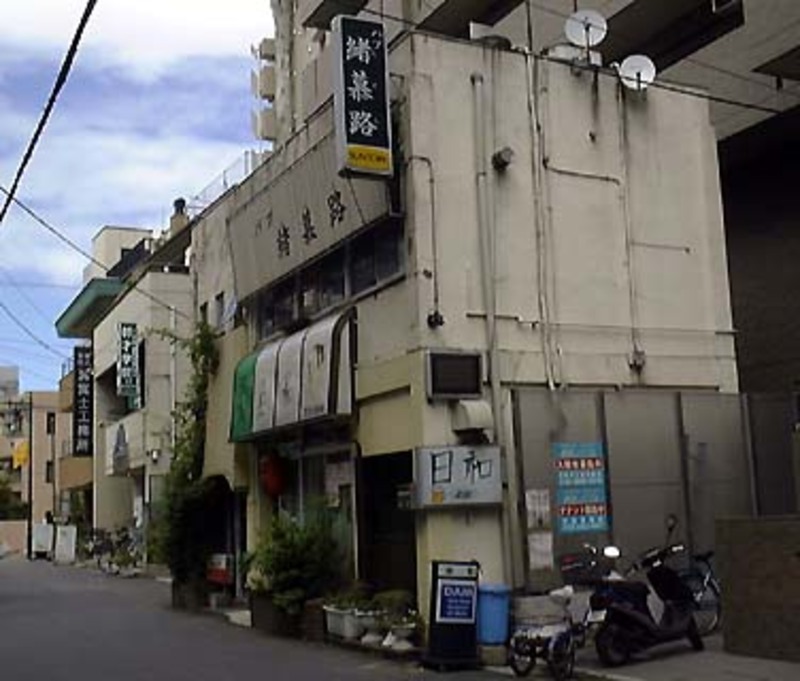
[595,622,630,667]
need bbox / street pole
[26,393,33,559]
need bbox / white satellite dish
[618,55,657,91]
[565,9,608,49]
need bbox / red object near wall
[259,453,286,498]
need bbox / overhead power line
[0,185,192,322]
[0,0,99,226]
[0,299,68,360]
[524,0,800,104]
[362,2,795,114]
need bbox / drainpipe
[170,305,177,453]
[472,72,512,585]
[407,155,443,328]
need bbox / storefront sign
[415,446,502,507]
[116,322,139,403]
[72,345,93,457]
[333,15,393,176]
[436,579,478,624]
[552,441,609,534]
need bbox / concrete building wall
[92,271,193,529]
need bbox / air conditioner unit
[256,37,276,61]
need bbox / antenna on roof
[618,54,658,91]
[564,9,608,49]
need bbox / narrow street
[0,557,496,681]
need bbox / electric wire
[524,0,800,103]
[359,2,795,115]
[0,0,99,226]
[0,185,192,322]
[0,299,67,360]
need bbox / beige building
[56,213,193,533]
[186,0,752,610]
[1,391,65,523]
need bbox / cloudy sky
[0,1,273,391]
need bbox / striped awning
[230,309,354,442]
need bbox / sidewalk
[574,634,800,681]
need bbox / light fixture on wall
[148,448,161,464]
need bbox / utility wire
[0,185,192,322]
[0,299,67,360]
[0,0,99,226]
[525,0,800,103]
[360,2,794,115]
[0,265,54,325]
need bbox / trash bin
[477,583,511,644]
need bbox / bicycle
[681,550,722,636]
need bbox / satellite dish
[618,55,657,91]
[565,9,608,49]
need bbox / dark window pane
[350,231,376,294]
[375,221,401,280]
[320,248,345,308]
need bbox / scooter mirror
[603,545,621,559]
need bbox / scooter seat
[693,550,713,563]
[605,580,650,599]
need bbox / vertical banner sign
[332,15,393,177]
[552,441,609,534]
[116,322,139,403]
[72,345,93,457]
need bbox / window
[253,219,404,339]
[45,460,54,484]
[46,412,56,435]
[199,302,208,324]
[300,248,345,317]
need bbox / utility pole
[26,393,33,559]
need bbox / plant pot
[323,605,348,638]
[250,592,301,637]
[357,610,385,646]
[171,579,208,611]
[342,609,365,640]
[301,598,326,642]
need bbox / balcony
[103,410,171,476]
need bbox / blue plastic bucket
[477,583,511,644]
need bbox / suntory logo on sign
[333,16,393,178]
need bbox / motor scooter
[592,516,704,666]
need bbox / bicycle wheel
[693,582,721,636]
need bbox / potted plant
[248,506,343,637]
[323,583,370,640]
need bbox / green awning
[55,277,124,338]
[229,350,258,442]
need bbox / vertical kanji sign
[72,345,94,457]
[117,322,139,403]
[332,15,393,177]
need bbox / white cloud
[0,0,274,80]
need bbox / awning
[55,277,124,338]
[230,309,355,442]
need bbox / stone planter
[171,579,208,611]
[323,605,348,638]
[357,610,385,646]
[250,592,301,637]
[301,598,326,642]
[342,609,365,640]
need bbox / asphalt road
[0,557,504,681]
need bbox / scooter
[593,516,704,666]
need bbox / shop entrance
[359,451,417,593]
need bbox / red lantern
[259,453,286,498]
